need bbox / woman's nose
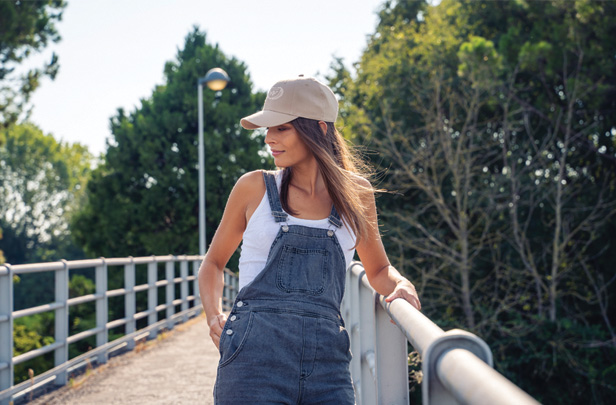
[264,128,274,144]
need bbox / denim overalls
[214,172,355,404]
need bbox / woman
[199,76,421,404]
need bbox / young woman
[199,76,421,404]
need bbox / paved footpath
[31,315,219,405]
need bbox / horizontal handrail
[0,255,205,275]
[13,302,64,319]
[67,293,103,306]
[344,262,540,405]
[12,341,65,365]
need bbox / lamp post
[198,67,230,255]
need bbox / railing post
[147,258,158,340]
[341,264,351,328]
[0,264,14,405]
[193,260,200,302]
[95,258,108,364]
[180,259,189,321]
[359,279,377,404]
[124,257,136,350]
[375,296,409,404]
[166,259,175,330]
[349,267,363,405]
[232,271,238,300]
[54,260,69,386]
[223,271,230,310]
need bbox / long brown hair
[280,117,375,244]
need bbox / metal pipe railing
[342,262,540,405]
[0,255,239,405]
[2,256,538,404]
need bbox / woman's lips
[271,150,284,157]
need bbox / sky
[24,0,386,156]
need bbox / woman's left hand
[385,281,421,311]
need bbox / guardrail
[0,255,239,405]
[341,262,541,405]
[2,257,539,404]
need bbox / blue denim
[214,171,355,404]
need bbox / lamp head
[203,68,230,91]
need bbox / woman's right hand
[208,313,228,349]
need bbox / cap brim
[240,110,298,130]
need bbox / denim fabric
[214,171,355,404]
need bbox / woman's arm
[198,171,264,348]
[355,183,421,311]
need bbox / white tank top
[238,171,357,291]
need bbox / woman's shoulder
[232,170,271,222]
[350,173,372,188]
[234,170,266,193]
[347,172,373,195]
[346,173,376,212]
[232,170,283,202]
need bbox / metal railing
[0,255,239,405]
[341,262,541,405]
[1,256,540,404]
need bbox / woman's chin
[273,159,289,168]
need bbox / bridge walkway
[30,315,218,404]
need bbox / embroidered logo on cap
[268,87,284,100]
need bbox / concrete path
[31,315,219,404]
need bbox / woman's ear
[318,121,328,135]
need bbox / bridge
[0,256,540,404]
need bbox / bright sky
[25,0,385,156]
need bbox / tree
[0,123,92,319]
[332,0,616,402]
[0,0,67,264]
[0,0,66,127]
[72,27,271,258]
[0,123,92,266]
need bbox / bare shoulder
[348,173,375,203]
[229,170,268,222]
[232,170,266,199]
[350,174,372,189]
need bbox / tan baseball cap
[240,76,338,130]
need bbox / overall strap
[328,205,343,228]
[263,171,288,223]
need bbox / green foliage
[457,36,503,83]
[12,272,102,382]
[493,316,616,404]
[13,312,54,383]
[68,273,95,297]
[72,27,271,258]
[0,123,93,265]
[67,274,97,358]
[332,0,616,403]
[0,0,66,126]
[0,0,67,265]
[518,40,553,72]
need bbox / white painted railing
[341,262,541,405]
[0,255,239,405]
[2,257,540,404]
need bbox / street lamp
[198,67,230,255]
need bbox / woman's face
[265,123,313,168]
